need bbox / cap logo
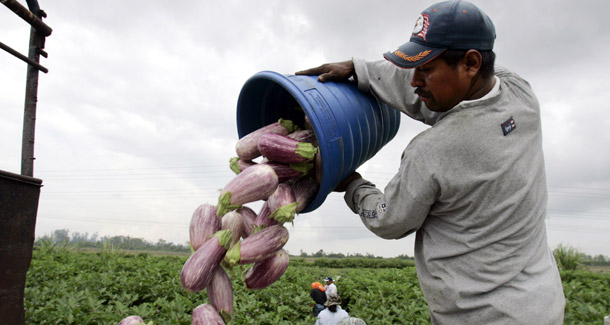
[412,14,430,41]
[394,49,431,62]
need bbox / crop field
[25,247,610,324]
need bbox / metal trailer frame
[0,0,51,323]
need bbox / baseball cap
[383,0,495,69]
[324,276,333,282]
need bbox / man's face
[410,57,473,112]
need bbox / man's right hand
[295,60,355,83]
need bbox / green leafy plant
[24,248,610,324]
[554,244,585,271]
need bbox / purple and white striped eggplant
[192,303,225,325]
[258,133,318,164]
[225,225,289,265]
[290,176,319,213]
[237,206,257,238]
[206,266,233,324]
[261,161,312,182]
[189,204,222,251]
[287,129,318,147]
[181,229,232,292]
[221,210,243,247]
[118,315,144,325]
[217,164,279,216]
[267,183,297,223]
[253,201,278,231]
[235,119,297,160]
[244,248,290,290]
[229,157,256,174]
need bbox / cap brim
[383,41,446,69]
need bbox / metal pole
[20,13,46,177]
[0,0,52,36]
[0,41,48,73]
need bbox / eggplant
[118,315,144,325]
[237,206,257,238]
[267,183,297,223]
[235,118,297,160]
[217,164,279,216]
[225,225,289,265]
[257,133,317,163]
[189,204,222,251]
[192,303,225,325]
[261,161,312,182]
[244,248,290,290]
[181,229,232,292]
[229,157,256,174]
[287,129,318,147]
[290,176,319,213]
[206,266,233,324]
[253,201,278,231]
[221,210,243,247]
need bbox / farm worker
[323,276,337,298]
[311,282,327,316]
[315,294,349,325]
[296,0,565,324]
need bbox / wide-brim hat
[384,0,495,69]
[324,294,341,307]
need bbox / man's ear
[463,50,482,77]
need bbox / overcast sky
[2,0,609,258]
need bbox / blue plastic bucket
[236,71,400,213]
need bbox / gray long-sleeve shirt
[345,58,565,324]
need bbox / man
[315,294,349,325]
[323,276,337,299]
[296,1,565,324]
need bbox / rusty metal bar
[0,41,48,73]
[1,0,52,37]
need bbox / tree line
[35,229,609,267]
[35,229,191,253]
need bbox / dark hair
[328,305,338,312]
[437,49,495,79]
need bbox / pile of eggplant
[182,118,320,324]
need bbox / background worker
[323,276,337,299]
[310,282,327,316]
[315,294,349,325]
[297,1,565,324]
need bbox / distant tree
[52,229,70,244]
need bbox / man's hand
[333,172,362,192]
[295,60,355,83]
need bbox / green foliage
[561,270,610,323]
[309,257,415,269]
[554,244,585,271]
[24,248,610,324]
